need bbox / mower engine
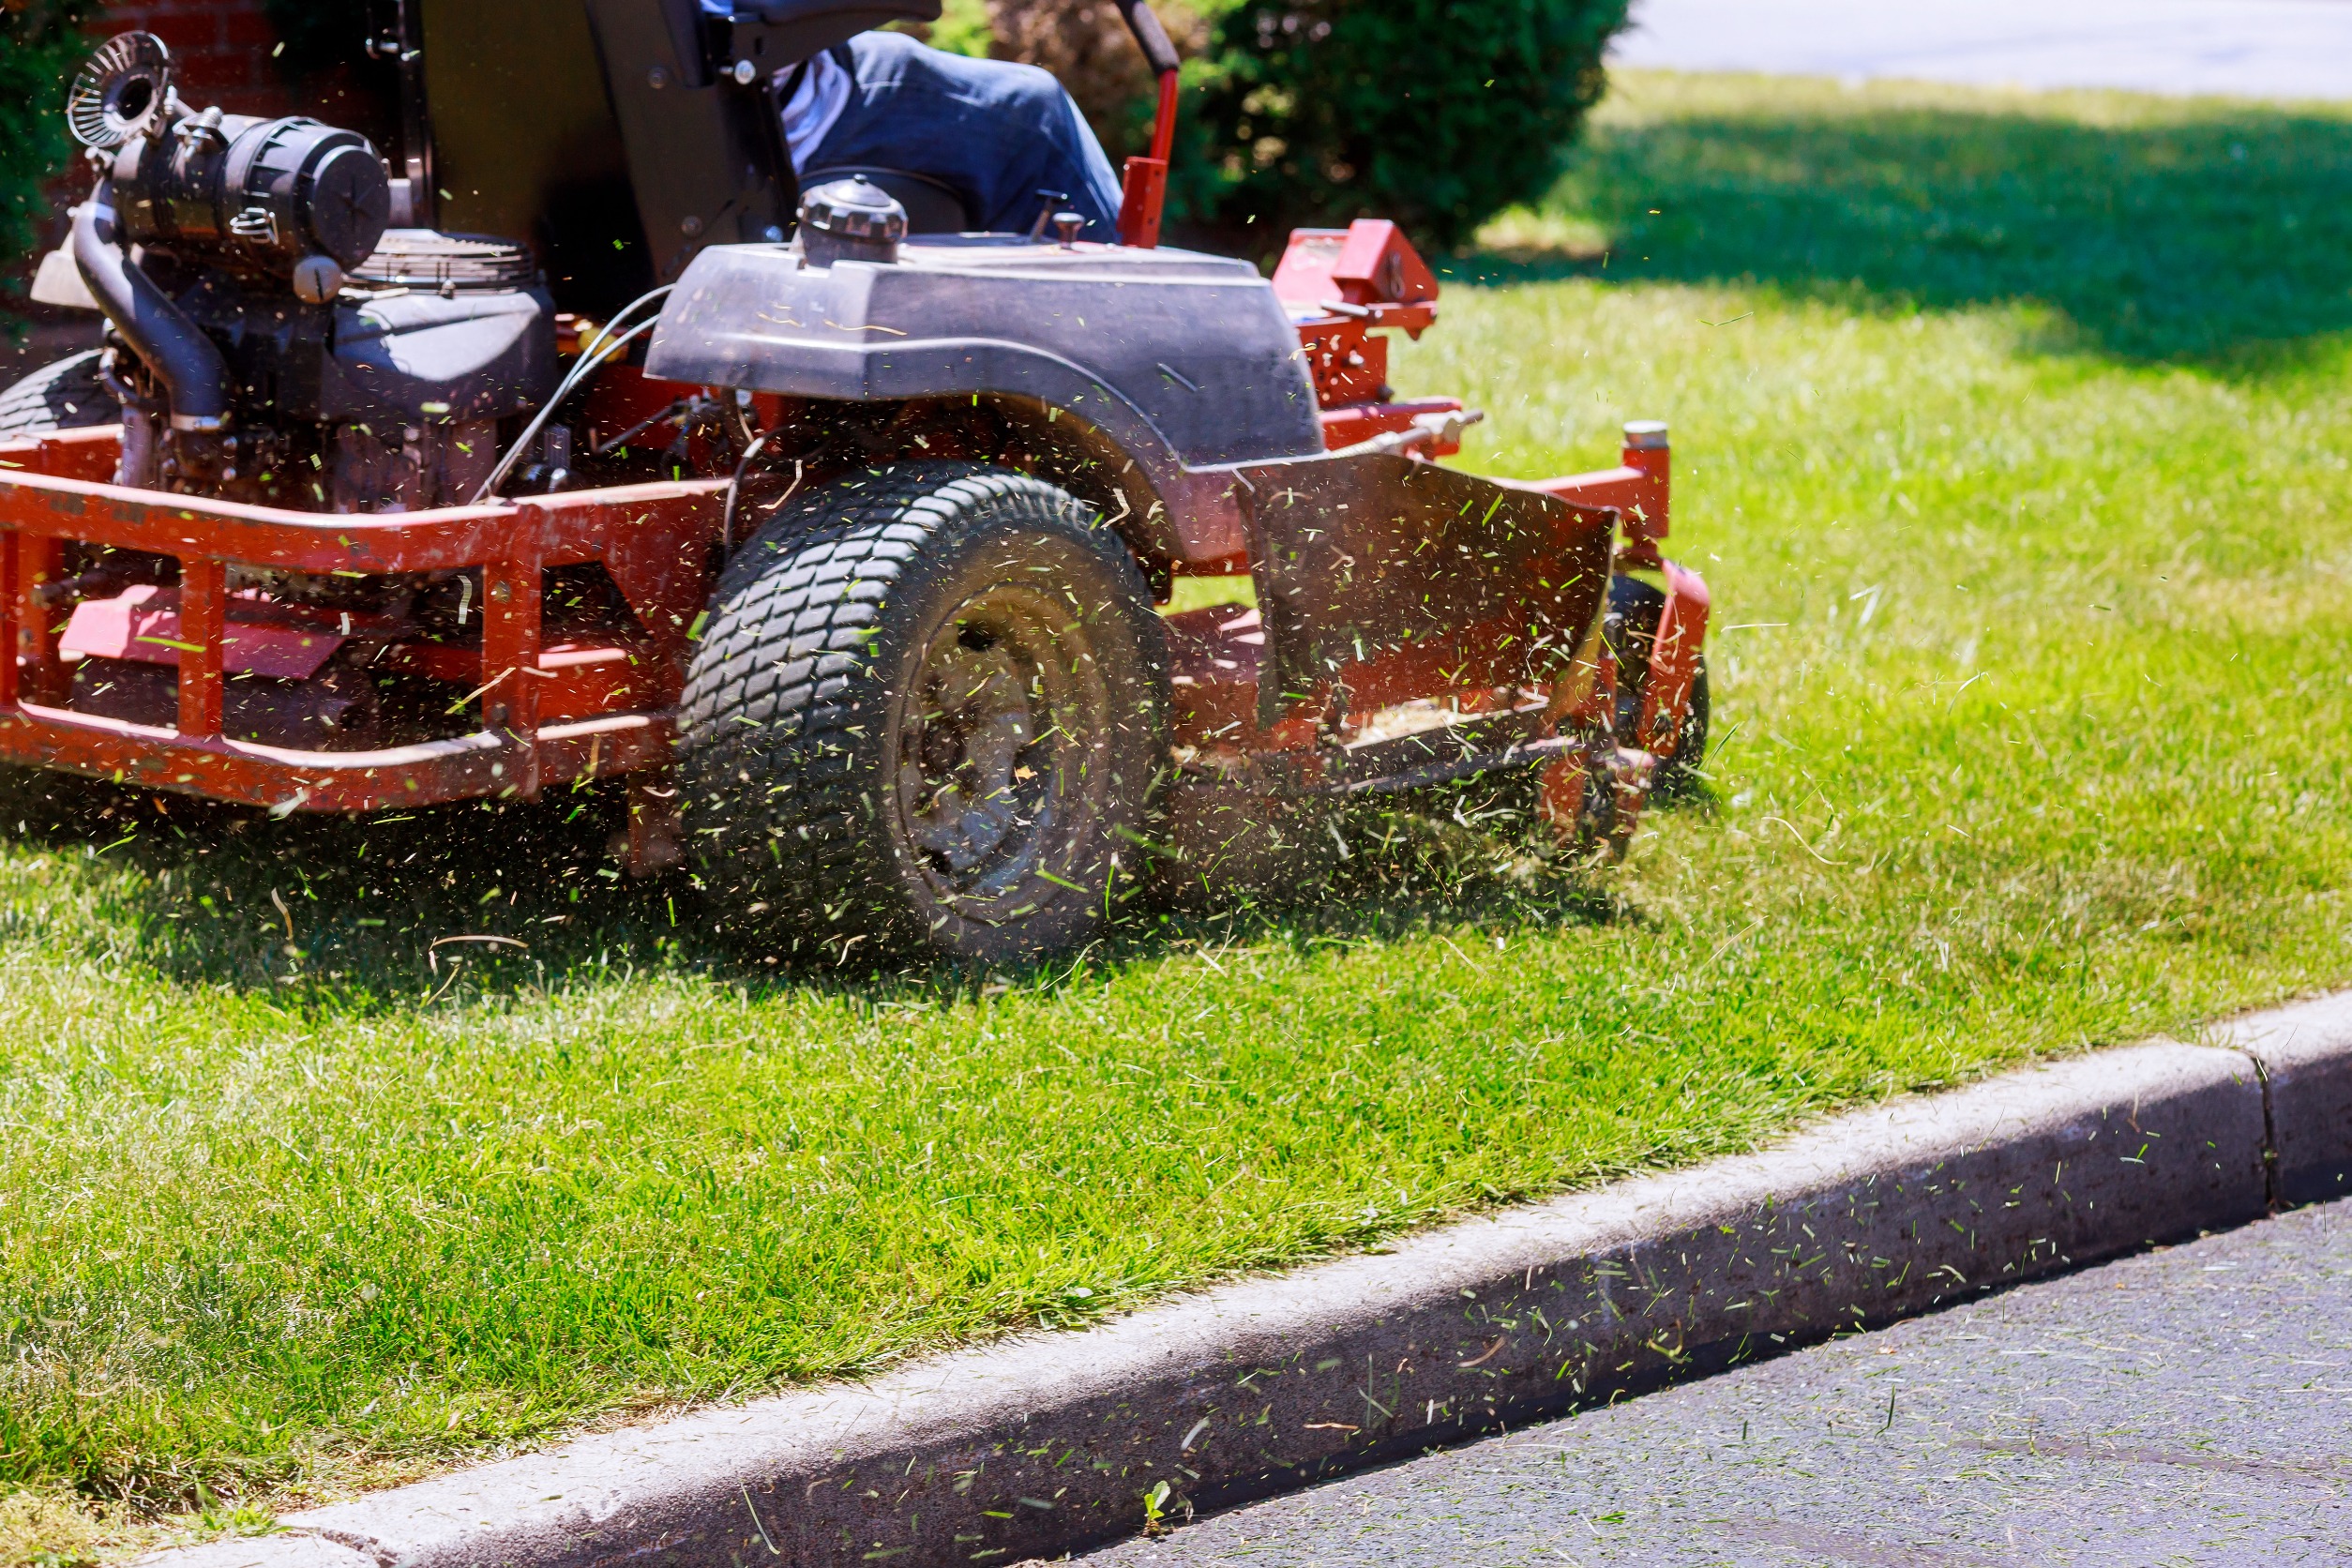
[37,34,569,746]
[68,35,558,541]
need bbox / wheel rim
[892,581,1110,916]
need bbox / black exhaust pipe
[72,177,232,433]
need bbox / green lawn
[14,68,2352,1561]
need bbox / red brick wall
[102,0,294,117]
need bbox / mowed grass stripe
[9,68,2352,1557]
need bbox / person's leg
[796,33,1125,236]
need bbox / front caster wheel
[677,461,1168,965]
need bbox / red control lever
[1113,1,1181,248]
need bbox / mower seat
[801,165,974,234]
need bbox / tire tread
[677,460,1163,958]
[0,350,114,441]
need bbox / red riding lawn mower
[0,0,1711,964]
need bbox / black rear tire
[1606,573,1710,798]
[678,461,1168,965]
[0,350,116,440]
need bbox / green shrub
[0,0,105,268]
[1180,0,1631,250]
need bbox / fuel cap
[798,177,905,267]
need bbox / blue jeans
[801,33,1125,237]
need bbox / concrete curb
[2211,990,2352,1206]
[148,994,2352,1568]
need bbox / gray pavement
[1083,1198,2352,1567]
[1614,0,2352,101]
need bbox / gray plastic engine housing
[324,286,560,424]
[158,274,561,429]
[644,236,1327,477]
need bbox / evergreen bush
[1184,0,1630,250]
[0,0,104,268]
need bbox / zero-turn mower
[0,0,1711,962]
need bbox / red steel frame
[1159,424,1707,816]
[0,426,714,815]
[0,417,1703,829]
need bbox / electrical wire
[721,429,807,553]
[577,283,676,359]
[720,428,780,552]
[470,284,675,505]
[472,311,660,502]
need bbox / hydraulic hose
[72,178,232,433]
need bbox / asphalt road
[1614,0,2352,100]
[1082,1198,2352,1568]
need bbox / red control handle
[1113,1,1180,247]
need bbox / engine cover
[324,286,558,425]
[149,232,559,429]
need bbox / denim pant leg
[798,33,1125,236]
